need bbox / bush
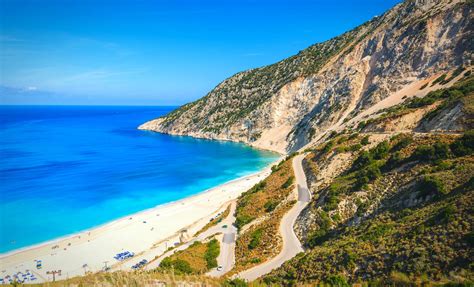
[159,258,193,274]
[419,175,446,196]
[307,228,329,247]
[349,143,362,151]
[204,239,220,269]
[248,229,263,249]
[281,176,295,189]
[371,140,390,160]
[413,142,452,162]
[235,214,255,230]
[391,135,413,151]
[413,145,435,161]
[324,274,350,286]
[322,140,335,153]
[451,130,474,156]
[361,135,370,145]
[352,150,373,170]
[250,181,266,193]
[384,151,403,171]
[264,200,278,212]
[437,204,455,223]
[325,193,340,211]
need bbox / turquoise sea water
[0,106,278,253]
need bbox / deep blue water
[0,106,278,253]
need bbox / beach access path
[144,201,238,276]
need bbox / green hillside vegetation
[156,238,220,275]
[232,157,297,273]
[263,131,474,285]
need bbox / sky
[0,0,401,106]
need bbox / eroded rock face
[139,0,473,153]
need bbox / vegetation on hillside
[232,157,297,273]
[358,72,473,132]
[156,238,220,275]
[263,131,474,285]
[28,271,223,287]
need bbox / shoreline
[0,168,271,258]
[0,160,280,283]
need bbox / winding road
[236,154,310,281]
[143,154,309,280]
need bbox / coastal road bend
[236,154,310,281]
[207,205,237,277]
[144,202,237,274]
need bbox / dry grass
[235,158,295,227]
[232,201,294,274]
[30,271,222,287]
[230,157,297,274]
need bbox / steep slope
[257,76,474,285]
[139,0,473,153]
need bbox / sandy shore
[0,167,274,284]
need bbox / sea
[0,105,279,253]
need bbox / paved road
[207,203,237,277]
[236,154,310,281]
[144,202,237,275]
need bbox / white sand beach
[0,167,273,284]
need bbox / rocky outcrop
[139,0,473,153]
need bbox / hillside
[259,75,474,285]
[139,0,472,154]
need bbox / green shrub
[384,151,403,171]
[431,74,447,86]
[250,257,261,263]
[324,274,350,286]
[159,258,193,274]
[391,135,413,151]
[325,193,340,211]
[419,82,429,90]
[281,176,295,189]
[248,229,263,249]
[419,175,446,196]
[307,211,332,247]
[352,150,373,170]
[264,200,278,212]
[371,140,390,160]
[451,130,474,156]
[322,140,335,153]
[349,143,362,151]
[412,142,451,162]
[361,135,370,145]
[413,145,435,161]
[204,239,220,269]
[271,165,281,173]
[437,204,456,223]
[235,214,255,230]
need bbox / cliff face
[139,0,473,153]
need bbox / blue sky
[0,0,401,105]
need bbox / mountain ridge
[139,0,472,154]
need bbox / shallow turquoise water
[0,106,278,253]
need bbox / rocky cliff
[139,0,473,153]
